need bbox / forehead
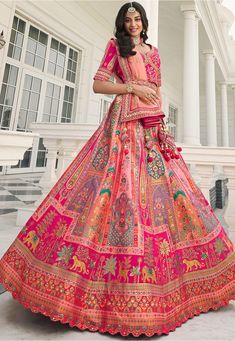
[124,10,141,19]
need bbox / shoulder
[104,38,119,56]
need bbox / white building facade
[0,0,235,227]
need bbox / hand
[133,85,160,105]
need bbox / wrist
[126,84,134,94]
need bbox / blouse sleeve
[93,39,118,81]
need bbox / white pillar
[220,82,229,147]
[203,50,217,146]
[181,5,200,145]
[144,0,159,47]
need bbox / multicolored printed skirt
[0,96,235,337]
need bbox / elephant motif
[23,231,39,252]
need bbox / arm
[93,79,161,106]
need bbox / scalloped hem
[1,276,235,338]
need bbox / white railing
[0,130,39,166]
[181,145,235,230]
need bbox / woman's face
[124,10,143,38]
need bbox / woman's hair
[114,2,148,58]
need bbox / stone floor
[0,175,235,340]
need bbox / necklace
[131,36,144,46]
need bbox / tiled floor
[0,174,235,340]
[0,175,42,215]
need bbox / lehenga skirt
[0,95,235,337]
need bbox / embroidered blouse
[93,38,162,122]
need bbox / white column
[203,50,217,146]
[143,0,159,47]
[220,82,229,147]
[181,6,200,145]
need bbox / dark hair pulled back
[114,2,148,58]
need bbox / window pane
[10,30,16,44]
[29,93,39,111]
[44,97,51,114]
[25,51,35,66]
[36,151,46,167]
[50,115,57,123]
[51,38,58,50]
[27,111,37,127]
[71,72,75,83]
[8,65,18,85]
[29,26,39,40]
[49,49,57,63]
[64,86,69,101]
[38,138,46,150]
[32,77,41,92]
[48,62,55,75]
[18,109,27,130]
[36,43,46,57]
[3,64,10,83]
[14,46,21,61]
[69,88,74,102]
[18,19,26,34]
[7,44,14,58]
[27,38,37,53]
[16,32,23,46]
[0,105,3,122]
[34,56,44,70]
[42,114,50,122]
[5,86,15,106]
[21,150,31,167]
[24,75,32,90]
[39,31,48,45]
[57,53,65,67]
[71,61,77,72]
[0,85,6,104]
[56,66,63,78]
[13,16,18,30]
[66,70,71,82]
[21,90,30,109]
[46,82,53,97]
[59,43,66,54]
[73,50,78,62]
[51,99,59,115]
[67,103,72,116]
[2,107,12,127]
[53,85,60,98]
[69,49,73,59]
[62,101,67,115]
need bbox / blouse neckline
[135,44,154,57]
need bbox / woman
[0,1,235,337]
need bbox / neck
[131,36,143,46]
